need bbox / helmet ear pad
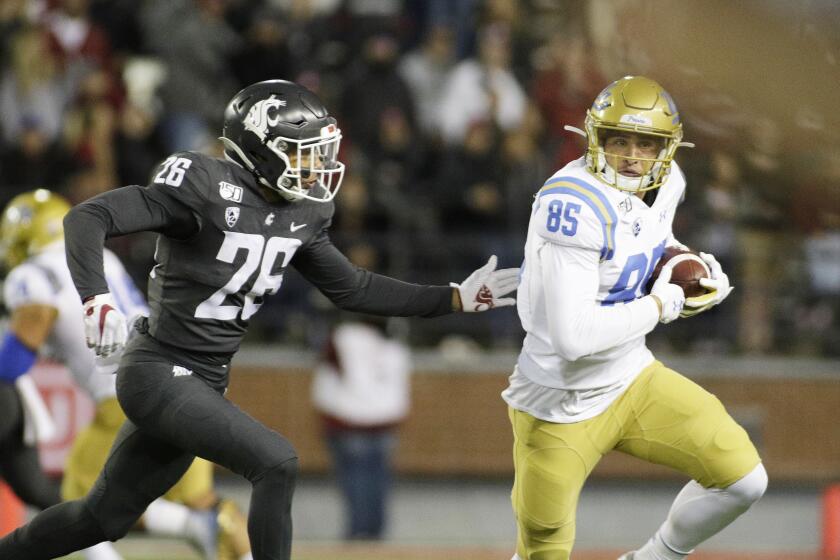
[235,131,288,188]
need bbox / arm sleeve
[293,231,453,317]
[64,185,199,300]
[541,242,660,361]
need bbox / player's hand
[650,265,685,323]
[451,255,519,312]
[680,252,733,318]
[83,293,127,358]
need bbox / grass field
[61,540,823,560]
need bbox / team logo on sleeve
[219,182,243,203]
[225,207,240,228]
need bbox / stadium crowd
[1,0,839,356]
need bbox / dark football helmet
[220,80,345,202]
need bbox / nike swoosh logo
[290,222,307,232]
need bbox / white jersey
[503,158,686,422]
[3,242,148,403]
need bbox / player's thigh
[117,360,297,480]
[85,419,195,524]
[62,397,126,501]
[164,457,214,506]
[616,363,760,488]
[509,407,602,536]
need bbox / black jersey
[64,152,453,356]
[143,152,334,353]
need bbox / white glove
[680,251,734,318]
[83,293,128,358]
[451,255,519,312]
[650,265,685,324]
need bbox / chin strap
[563,125,587,138]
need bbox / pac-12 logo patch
[632,218,643,237]
[225,207,240,228]
[219,181,243,202]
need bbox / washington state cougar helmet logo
[243,95,288,141]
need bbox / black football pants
[0,333,298,560]
[0,384,62,510]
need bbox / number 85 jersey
[514,157,686,402]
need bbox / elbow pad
[0,333,37,383]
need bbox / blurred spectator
[434,120,510,270]
[437,23,527,145]
[140,0,242,152]
[398,24,456,139]
[531,32,604,168]
[0,25,69,146]
[789,148,840,355]
[735,116,791,353]
[43,0,122,108]
[61,67,118,190]
[230,6,293,86]
[311,313,411,540]
[501,103,550,236]
[0,117,74,202]
[341,32,416,154]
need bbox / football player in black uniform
[0,80,519,560]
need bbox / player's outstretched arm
[294,234,517,316]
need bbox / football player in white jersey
[504,76,767,560]
[0,190,252,560]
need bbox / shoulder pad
[533,176,618,260]
[3,263,60,309]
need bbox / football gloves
[83,293,128,359]
[452,255,519,312]
[650,265,685,324]
[680,251,733,318]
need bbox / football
[646,246,710,298]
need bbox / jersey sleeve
[293,230,453,317]
[541,242,659,361]
[532,181,618,261]
[3,264,60,309]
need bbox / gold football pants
[62,397,213,505]
[510,361,761,560]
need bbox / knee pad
[725,462,767,506]
[255,456,299,485]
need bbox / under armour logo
[265,213,275,226]
[172,365,192,377]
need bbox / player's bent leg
[616,362,766,558]
[1,441,62,510]
[84,419,196,542]
[652,463,767,556]
[117,358,298,560]
[508,407,602,560]
[0,499,107,559]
